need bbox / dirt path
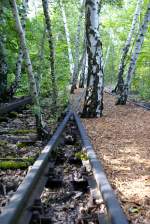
[82,93,150,224]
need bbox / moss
[75,152,88,161]
[10,129,36,135]
[0,157,35,169]
[16,141,35,148]
[8,111,18,118]
[0,140,8,147]
[0,161,28,169]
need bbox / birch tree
[0,38,8,102]
[10,0,47,138]
[59,0,74,79]
[79,49,88,88]
[7,0,28,98]
[116,3,150,105]
[70,0,85,93]
[82,0,104,117]
[113,0,143,94]
[42,0,57,109]
[0,4,8,102]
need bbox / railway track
[0,96,32,115]
[0,109,128,224]
[104,90,150,111]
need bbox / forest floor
[71,90,150,224]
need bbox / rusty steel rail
[73,111,129,224]
[0,108,129,224]
[0,96,32,115]
[104,90,150,111]
[0,110,73,224]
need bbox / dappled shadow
[83,93,150,224]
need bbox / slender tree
[82,0,104,117]
[113,0,143,94]
[42,0,57,109]
[7,0,28,98]
[0,38,8,102]
[70,0,85,93]
[0,4,8,102]
[116,3,150,105]
[10,0,48,138]
[79,49,88,88]
[59,0,74,79]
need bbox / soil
[81,92,150,224]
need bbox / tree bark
[116,3,150,105]
[7,0,28,98]
[42,0,57,109]
[82,0,104,117]
[0,5,8,102]
[10,0,47,138]
[79,49,88,88]
[0,39,8,102]
[59,0,74,79]
[113,0,143,94]
[70,0,85,93]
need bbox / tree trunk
[79,49,88,88]
[59,0,74,79]
[116,3,150,105]
[82,0,104,118]
[10,0,48,138]
[113,0,143,94]
[42,0,57,109]
[7,0,28,98]
[70,0,85,93]
[0,38,8,102]
[0,5,8,102]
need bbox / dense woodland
[0,1,150,223]
[0,0,150,135]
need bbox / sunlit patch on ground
[83,93,150,224]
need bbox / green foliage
[75,151,88,161]
[1,0,150,105]
[102,0,150,100]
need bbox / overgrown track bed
[0,96,32,115]
[0,110,128,224]
[0,102,41,169]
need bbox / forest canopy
[0,0,150,133]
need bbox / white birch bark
[59,0,74,78]
[114,0,143,93]
[42,0,57,109]
[117,3,150,105]
[0,38,8,101]
[8,0,28,97]
[10,0,46,137]
[79,49,88,88]
[71,0,85,93]
[82,0,104,117]
[0,4,8,101]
